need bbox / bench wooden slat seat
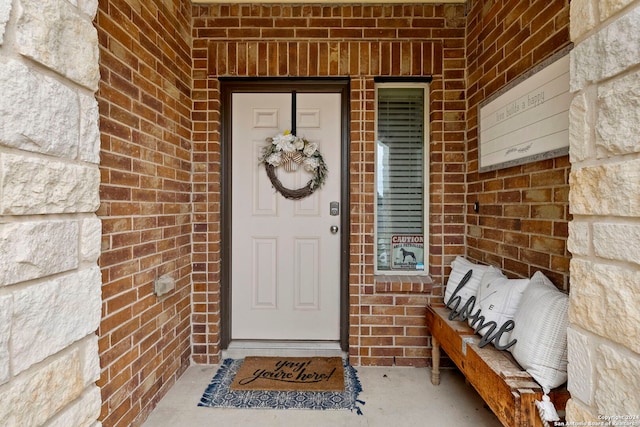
[426,304,569,427]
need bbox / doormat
[230,356,344,392]
[198,358,364,414]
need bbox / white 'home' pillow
[444,257,489,310]
[509,271,569,392]
[472,267,530,348]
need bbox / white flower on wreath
[303,142,318,157]
[272,132,296,153]
[303,156,319,172]
[266,152,282,166]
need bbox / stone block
[10,267,101,374]
[81,216,102,263]
[570,0,597,41]
[79,93,100,164]
[0,295,12,385]
[593,224,640,265]
[567,327,594,404]
[570,160,640,217]
[600,0,637,22]
[570,259,640,354]
[593,223,640,265]
[567,221,590,256]
[0,220,78,286]
[16,0,99,90]
[0,0,10,44]
[597,8,640,79]
[78,0,99,19]
[0,350,84,426]
[571,7,640,89]
[595,344,640,416]
[597,69,640,157]
[0,59,79,159]
[565,398,601,423]
[570,35,599,92]
[598,6,640,81]
[569,91,592,163]
[81,334,100,386]
[46,386,101,427]
[0,153,100,215]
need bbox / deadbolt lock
[330,201,339,216]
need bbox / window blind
[376,87,425,270]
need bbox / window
[375,84,429,273]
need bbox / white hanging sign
[479,49,571,172]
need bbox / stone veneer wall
[566,0,640,421]
[465,0,572,289]
[191,3,467,366]
[95,0,193,425]
[0,0,102,425]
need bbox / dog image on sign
[391,235,424,270]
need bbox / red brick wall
[465,0,572,289]
[191,3,467,366]
[96,0,193,425]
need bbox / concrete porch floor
[143,364,503,426]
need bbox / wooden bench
[426,304,569,427]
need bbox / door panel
[231,92,342,341]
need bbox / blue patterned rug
[198,358,364,414]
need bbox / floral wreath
[259,130,328,200]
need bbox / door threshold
[222,340,346,359]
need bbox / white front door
[231,92,342,341]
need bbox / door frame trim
[219,78,351,352]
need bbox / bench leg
[431,336,441,385]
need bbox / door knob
[330,225,339,234]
